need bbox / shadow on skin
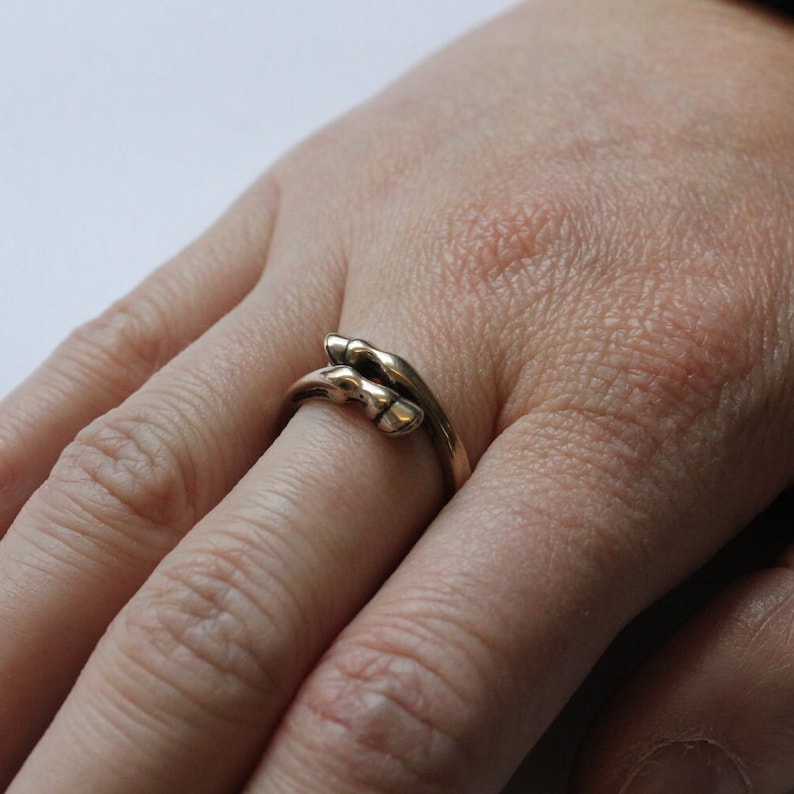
[501,487,794,793]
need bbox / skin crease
[1,0,794,792]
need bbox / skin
[1,0,794,791]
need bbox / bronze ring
[285,334,471,497]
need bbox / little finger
[0,177,277,534]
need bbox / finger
[7,248,497,794]
[570,561,794,794]
[0,178,340,783]
[244,391,794,794]
[8,392,449,792]
[0,177,277,535]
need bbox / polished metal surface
[286,334,471,496]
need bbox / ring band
[285,334,471,497]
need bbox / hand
[2,1,794,791]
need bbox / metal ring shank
[286,334,471,497]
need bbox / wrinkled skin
[2,1,794,791]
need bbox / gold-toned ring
[285,334,471,498]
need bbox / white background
[0,1,517,398]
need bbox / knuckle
[444,194,582,310]
[115,547,291,723]
[727,568,794,655]
[42,410,193,547]
[64,296,170,387]
[299,629,473,790]
[411,193,588,411]
[0,422,25,509]
[516,263,775,454]
[618,278,762,398]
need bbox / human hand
[2,1,794,791]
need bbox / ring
[285,334,471,497]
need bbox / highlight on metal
[286,333,471,497]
